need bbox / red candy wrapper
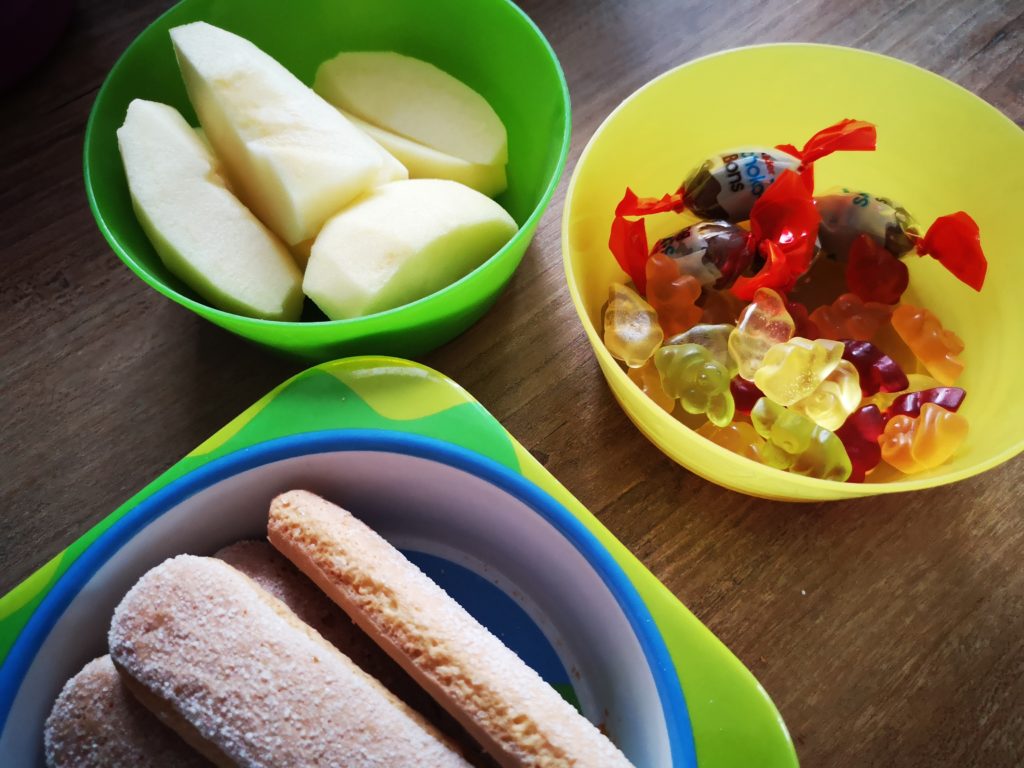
[913,212,987,292]
[730,170,821,300]
[775,118,877,193]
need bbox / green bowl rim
[561,42,1024,499]
[84,0,572,329]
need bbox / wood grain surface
[1,1,1022,765]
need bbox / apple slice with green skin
[304,179,517,319]
[339,108,507,197]
[314,51,508,167]
[170,22,404,246]
[117,99,304,320]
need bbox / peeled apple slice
[117,99,303,320]
[340,109,506,197]
[170,22,402,245]
[303,179,517,319]
[314,51,508,167]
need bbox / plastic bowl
[563,44,1024,501]
[0,432,692,766]
[85,0,570,360]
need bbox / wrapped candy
[603,283,663,367]
[729,170,822,299]
[728,287,795,380]
[834,405,886,483]
[650,221,753,289]
[655,344,736,427]
[619,118,876,223]
[817,187,987,293]
[608,119,877,292]
[750,398,853,481]
[645,253,702,336]
[611,169,820,300]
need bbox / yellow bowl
[563,43,1024,501]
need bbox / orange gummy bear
[645,253,702,336]
[810,293,893,341]
[879,402,968,473]
[891,304,964,385]
[628,359,675,413]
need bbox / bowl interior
[0,434,687,767]
[563,43,1024,500]
[86,0,569,356]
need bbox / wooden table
[2,1,1021,764]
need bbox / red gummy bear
[846,234,909,304]
[835,405,886,483]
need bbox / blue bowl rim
[0,429,696,766]
[82,0,573,330]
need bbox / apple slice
[314,51,508,167]
[303,179,517,319]
[170,22,405,245]
[340,109,507,197]
[117,99,303,320]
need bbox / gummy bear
[701,287,746,324]
[604,283,663,368]
[891,304,965,385]
[730,377,764,414]
[842,340,909,395]
[628,359,675,413]
[879,402,969,473]
[810,293,893,341]
[790,359,862,431]
[844,234,910,305]
[753,337,844,405]
[696,420,764,461]
[667,323,737,377]
[786,299,820,339]
[886,387,966,421]
[750,397,852,481]
[645,252,703,336]
[654,344,735,427]
[863,373,940,411]
[834,405,885,482]
[727,288,795,381]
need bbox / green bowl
[85,0,570,360]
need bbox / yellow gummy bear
[604,283,663,368]
[753,337,844,406]
[790,359,862,431]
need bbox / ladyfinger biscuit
[268,490,634,768]
[108,555,471,768]
[43,655,209,767]
[215,540,496,767]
